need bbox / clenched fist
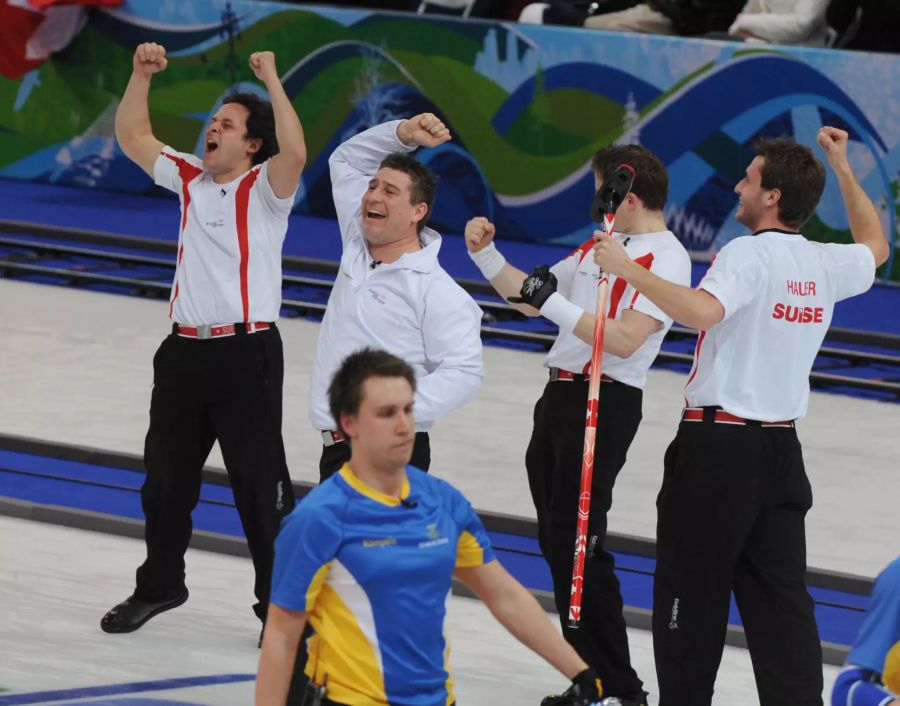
[397,113,451,148]
[133,43,167,76]
[465,216,496,253]
[249,51,278,83]
[593,231,632,277]
[816,126,850,172]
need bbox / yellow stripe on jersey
[444,632,455,706]
[305,563,330,612]
[884,640,900,694]
[306,579,388,705]
[455,530,486,568]
[339,464,411,507]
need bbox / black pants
[135,328,295,621]
[318,431,431,480]
[653,411,822,706]
[525,378,644,701]
[285,432,431,705]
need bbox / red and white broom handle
[568,210,617,629]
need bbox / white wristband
[468,242,506,280]
[539,292,584,333]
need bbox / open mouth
[366,209,386,221]
[205,139,219,153]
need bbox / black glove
[508,265,557,309]
[541,668,605,706]
[590,164,636,224]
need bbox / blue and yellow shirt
[271,464,496,706]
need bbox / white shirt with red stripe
[153,147,296,326]
[686,230,876,421]
[308,121,484,432]
[546,230,692,390]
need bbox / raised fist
[133,43,167,76]
[249,51,278,82]
[397,113,451,148]
[816,126,850,171]
[465,217,496,253]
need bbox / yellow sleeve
[884,641,900,694]
[455,530,486,569]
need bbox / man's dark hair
[753,137,825,229]
[591,144,668,212]
[379,152,437,233]
[328,348,417,434]
[222,92,279,165]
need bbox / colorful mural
[1,0,898,279]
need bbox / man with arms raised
[101,43,306,636]
[309,114,483,479]
[594,127,889,705]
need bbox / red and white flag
[0,0,122,80]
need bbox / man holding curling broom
[465,145,691,706]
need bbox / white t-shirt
[686,230,876,420]
[154,147,295,326]
[546,230,692,389]
[308,122,484,432]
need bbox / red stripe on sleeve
[235,168,261,323]
[570,238,595,264]
[608,252,654,319]
[162,152,202,233]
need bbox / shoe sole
[100,590,189,634]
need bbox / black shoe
[100,588,189,633]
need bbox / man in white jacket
[308,113,484,480]
[293,113,485,704]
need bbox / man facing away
[594,127,889,705]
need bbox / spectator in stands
[831,557,900,706]
[518,0,639,27]
[575,0,744,36]
[721,0,831,46]
[827,0,900,53]
[276,0,413,9]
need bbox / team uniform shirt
[309,122,483,432]
[834,558,900,705]
[271,465,496,706]
[686,230,876,421]
[546,230,692,389]
[154,147,295,326]
[848,557,900,674]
